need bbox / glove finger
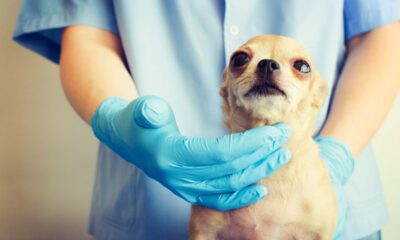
[178,144,290,180]
[196,184,267,211]
[180,123,291,166]
[201,148,291,193]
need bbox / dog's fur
[189,35,337,240]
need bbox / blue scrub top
[14,1,400,239]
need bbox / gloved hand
[315,136,355,240]
[91,95,291,211]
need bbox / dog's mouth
[244,82,286,97]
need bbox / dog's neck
[227,107,318,149]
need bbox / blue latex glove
[315,136,355,240]
[91,95,292,211]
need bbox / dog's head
[221,35,328,131]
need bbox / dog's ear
[310,72,328,109]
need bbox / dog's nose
[257,59,280,75]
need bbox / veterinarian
[14,1,400,239]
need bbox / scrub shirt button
[230,25,239,35]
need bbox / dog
[189,35,337,240]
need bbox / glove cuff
[315,136,355,185]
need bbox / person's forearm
[320,22,400,157]
[60,26,137,125]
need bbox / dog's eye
[293,60,311,73]
[230,52,250,68]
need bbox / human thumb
[133,95,173,129]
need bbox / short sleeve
[13,0,119,64]
[344,0,400,41]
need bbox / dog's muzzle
[245,59,286,97]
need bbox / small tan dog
[189,35,337,240]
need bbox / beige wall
[1,1,399,239]
[1,1,96,239]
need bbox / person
[13,0,400,239]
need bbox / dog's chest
[214,148,332,240]
[215,199,321,240]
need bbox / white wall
[1,1,399,239]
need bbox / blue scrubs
[14,1,400,239]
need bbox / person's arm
[319,21,400,157]
[60,26,137,124]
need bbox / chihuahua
[189,35,337,240]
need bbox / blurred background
[1,1,399,239]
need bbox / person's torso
[89,1,388,239]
